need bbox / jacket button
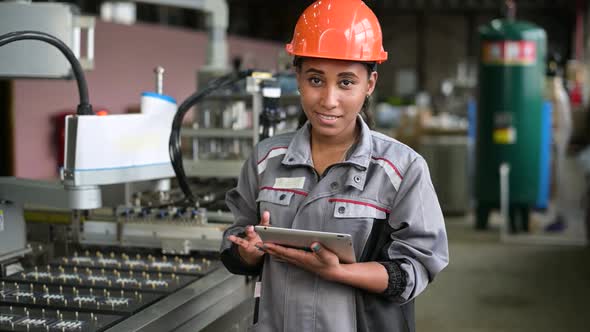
[330,182,339,190]
[338,206,346,214]
[279,194,286,200]
[353,175,361,183]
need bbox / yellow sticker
[493,128,517,144]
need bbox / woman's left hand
[262,242,342,281]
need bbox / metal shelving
[182,91,261,178]
[182,90,300,179]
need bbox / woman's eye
[340,79,354,88]
[308,77,322,86]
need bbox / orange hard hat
[286,0,388,64]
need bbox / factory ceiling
[43,0,578,42]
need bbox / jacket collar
[281,115,372,190]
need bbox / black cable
[0,30,93,115]
[169,70,253,205]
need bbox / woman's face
[296,58,377,141]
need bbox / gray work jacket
[220,117,449,332]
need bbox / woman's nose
[320,86,338,110]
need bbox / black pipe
[0,30,93,115]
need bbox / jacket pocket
[256,188,299,228]
[327,198,390,260]
[256,188,294,206]
[330,199,388,220]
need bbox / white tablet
[254,225,356,263]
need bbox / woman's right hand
[227,211,270,266]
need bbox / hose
[169,70,252,204]
[0,30,93,115]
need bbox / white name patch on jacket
[273,177,306,189]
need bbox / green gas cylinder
[475,19,546,230]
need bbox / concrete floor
[416,217,590,332]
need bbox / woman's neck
[309,123,359,175]
[310,124,359,154]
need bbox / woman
[220,1,448,331]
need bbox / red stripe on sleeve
[371,157,403,179]
[328,198,391,213]
[257,146,289,165]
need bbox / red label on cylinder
[482,41,536,65]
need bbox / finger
[227,235,252,250]
[264,248,297,263]
[310,242,322,253]
[254,242,266,253]
[266,249,308,268]
[265,243,309,261]
[260,211,271,226]
[245,227,263,243]
[310,242,331,261]
[263,245,285,258]
[262,243,285,254]
[227,235,245,246]
[244,225,256,238]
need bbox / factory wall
[376,13,570,98]
[376,13,488,98]
[378,14,418,98]
[11,20,283,179]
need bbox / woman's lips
[319,114,338,120]
[315,112,341,125]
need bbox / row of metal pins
[1,306,86,331]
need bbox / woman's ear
[295,70,302,91]
[367,71,378,96]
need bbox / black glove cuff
[377,260,407,298]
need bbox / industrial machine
[475,4,548,232]
[0,1,95,78]
[0,1,297,331]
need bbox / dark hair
[294,57,375,129]
[293,57,377,73]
